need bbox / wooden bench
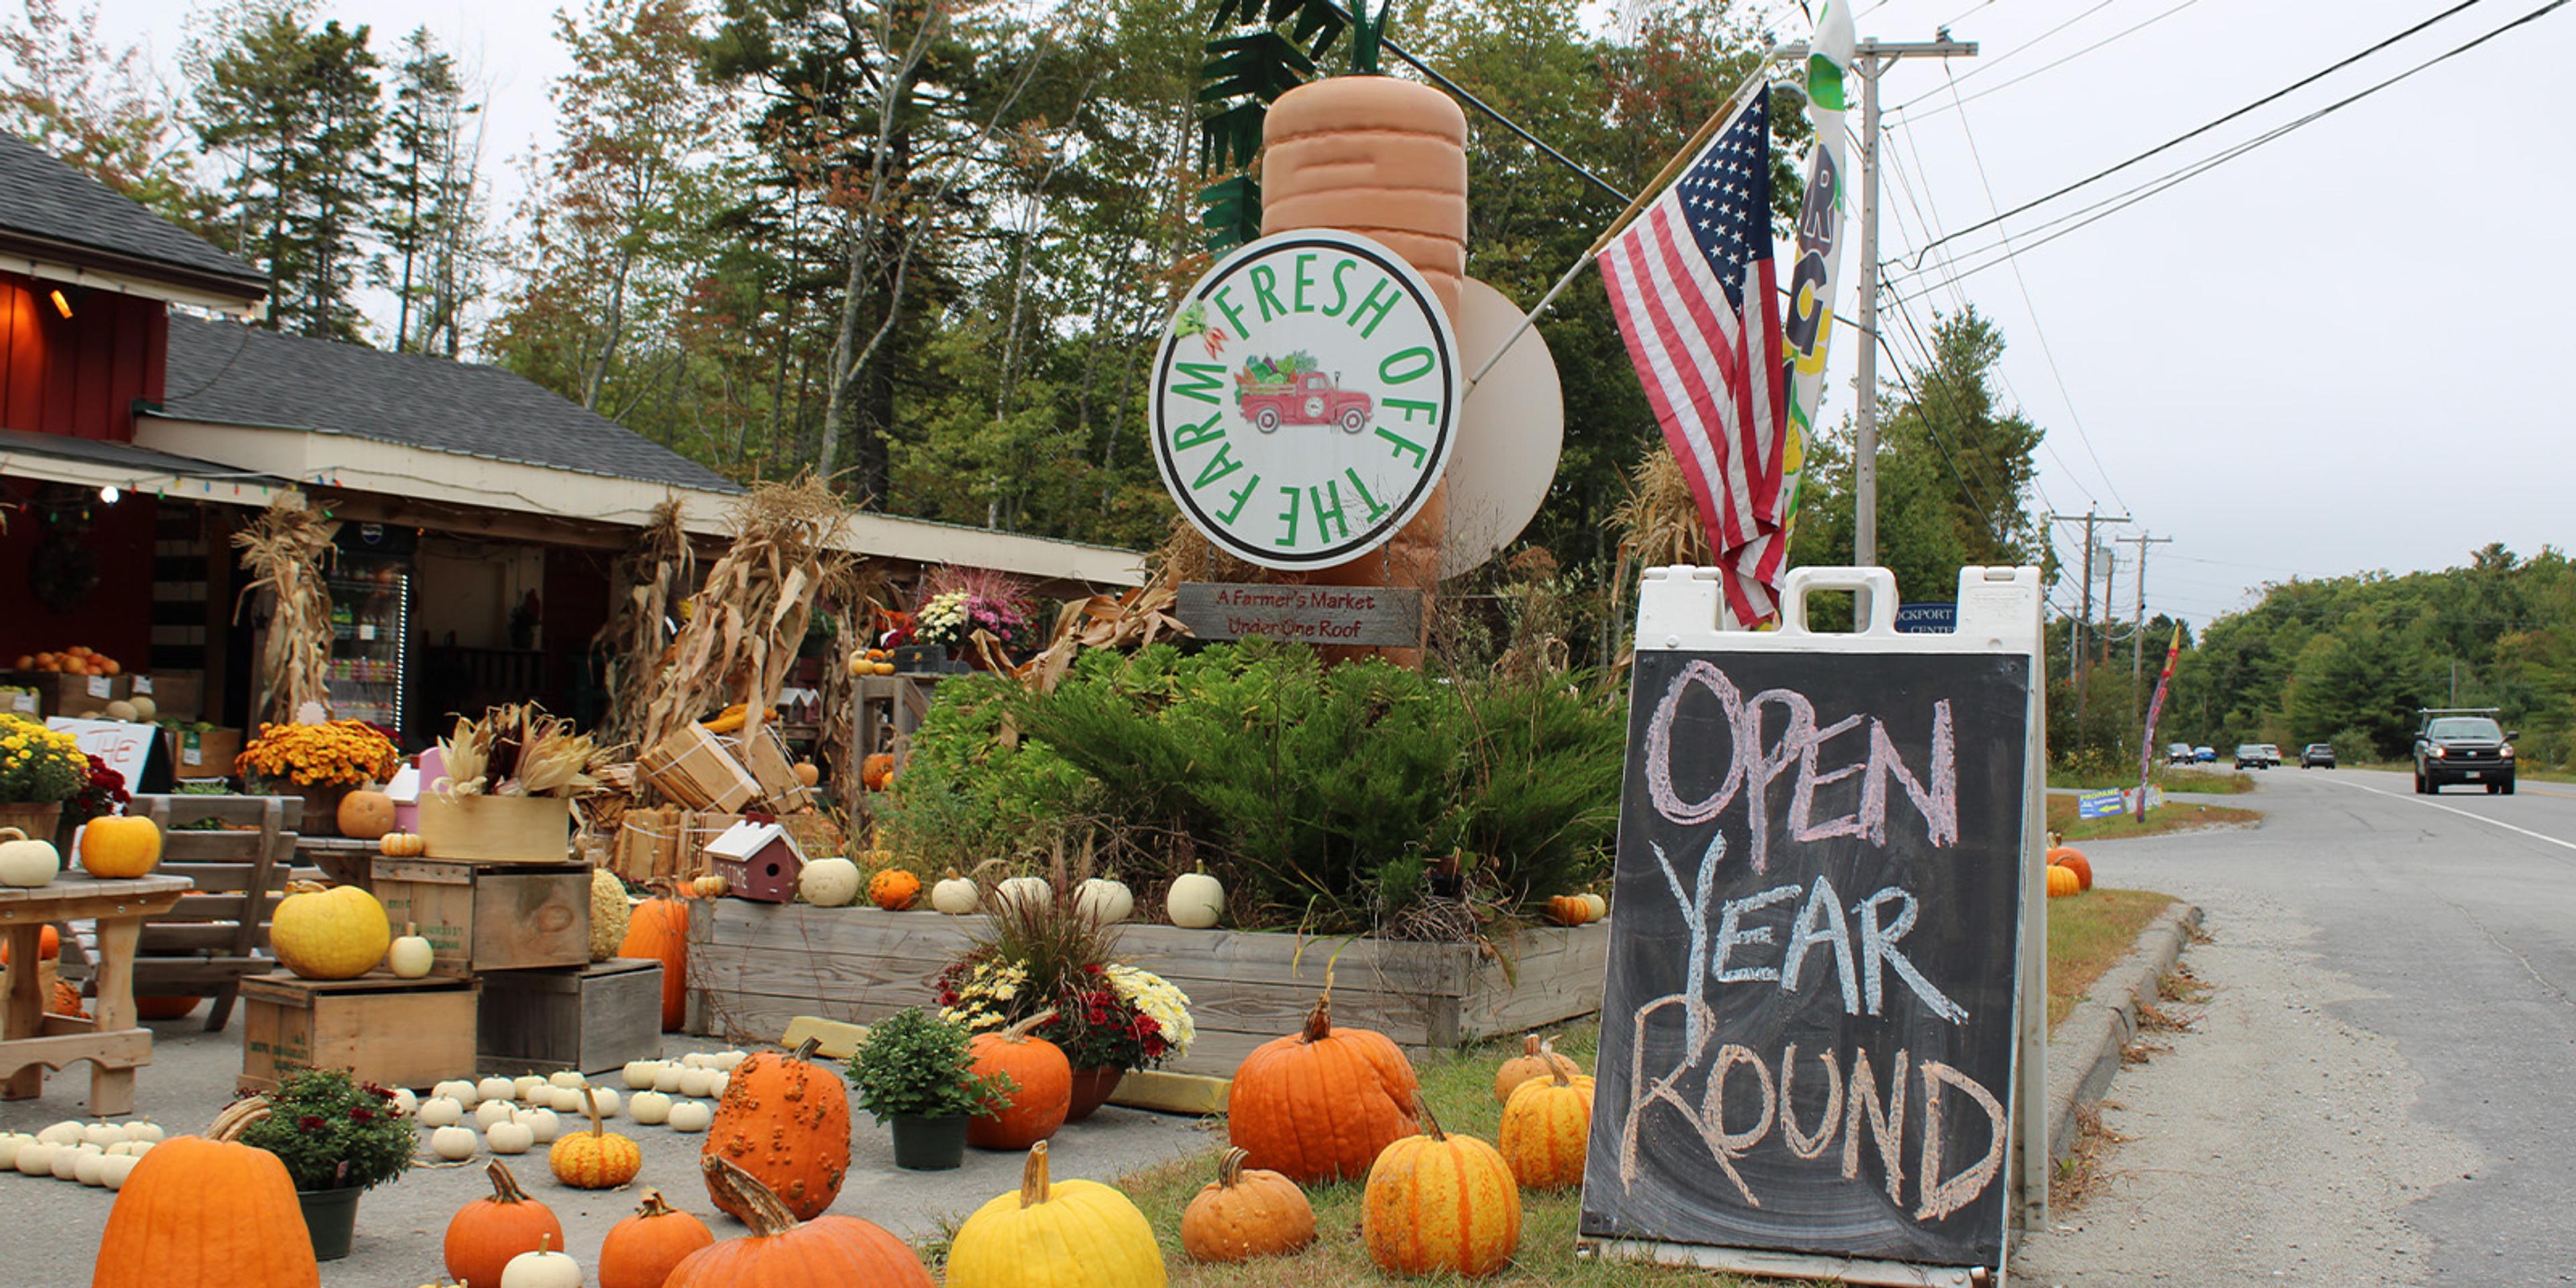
[129,794,302,1031]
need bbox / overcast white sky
[116,0,2575,625]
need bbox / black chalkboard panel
[1580,647,2033,1272]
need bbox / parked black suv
[2300,743,2337,768]
[2413,708,2516,794]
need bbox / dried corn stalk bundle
[639,478,851,755]
[1608,443,1713,637]
[231,492,336,724]
[1012,578,1190,695]
[436,703,602,798]
[593,499,695,750]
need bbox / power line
[1892,0,2207,120]
[1919,0,2117,95]
[1902,0,2500,269]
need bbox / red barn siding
[0,272,168,442]
[0,486,157,665]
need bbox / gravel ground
[0,1022,1216,1286]
[2015,891,2481,1287]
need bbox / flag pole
[1464,64,1778,392]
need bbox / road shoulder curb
[2047,899,2204,1161]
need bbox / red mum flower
[298,1115,325,1133]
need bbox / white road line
[2317,774,2576,853]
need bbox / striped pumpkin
[1498,1059,1595,1190]
[1228,984,1419,1183]
[1259,75,1469,653]
[1362,1101,1522,1277]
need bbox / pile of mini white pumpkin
[409,1053,750,1162]
[1,1119,166,1190]
[818,867,1230,929]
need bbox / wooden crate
[133,671,203,722]
[475,959,664,1075]
[637,724,760,812]
[164,727,243,777]
[239,971,480,1092]
[739,725,814,813]
[685,903,1612,1076]
[372,857,590,977]
[417,794,573,862]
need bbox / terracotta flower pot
[1063,1067,1124,1124]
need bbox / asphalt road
[2021,767,2576,1287]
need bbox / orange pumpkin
[1362,1099,1522,1278]
[599,1188,716,1288]
[92,1102,320,1288]
[0,922,60,962]
[619,887,690,1032]
[861,753,896,792]
[1492,1034,1585,1104]
[52,978,86,1018]
[867,868,920,911]
[2046,864,2082,899]
[1498,1057,1594,1191]
[336,789,396,841]
[550,1086,643,1189]
[445,1161,564,1288]
[378,831,427,858]
[1543,895,1591,927]
[77,814,163,878]
[2048,846,2094,891]
[703,1037,851,1222]
[135,996,201,1021]
[1229,981,1419,1183]
[792,761,821,788]
[966,1013,1073,1150]
[665,1157,934,1288]
[1181,1146,1316,1263]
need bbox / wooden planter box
[685,903,1611,1076]
[239,971,480,1092]
[417,794,574,862]
[372,857,590,977]
[476,959,664,1075]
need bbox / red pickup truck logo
[1235,370,1373,434]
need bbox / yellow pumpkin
[1491,1034,1584,1104]
[378,832,427,858]
[336,790,396,841]
[2046,864,2082,899]
[946,1142,1165,1288]
[1498,1061,1594,1190]
[551,1087,643,1189]
[269,881,393,980]
[1362,1102,1521,1279]
[78,815,164,879]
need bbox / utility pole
[1849,34,1977,576]
[2049,508,2129,725]
[2116,533,2173,685]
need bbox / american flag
[1599,89,1788,628]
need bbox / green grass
[2045,794,2260,843]
[2049,767,2253,794]
[2044,888,2178,1027]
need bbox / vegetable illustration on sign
[1152,229,1459,571]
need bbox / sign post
[1580,565,2047,1286]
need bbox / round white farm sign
[1151,230,1460,570]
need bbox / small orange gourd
[867,868,921,911]
[379,831,427,857]
[445,1161,564,1288]
[1493,1034,1585,1104]
[1181,1147,1316,1263]
[599,1189,716,1288]
[549,1086,643,1189]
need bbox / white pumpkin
[390,1089,419,1117]
[121,1122,164,1144]
[651,1064,688,1093]
[486,1120,535,1155]
[98,1152,140,1190]
[476,1075,517,1103]
[1167,869,1225,928]
[36,1120,85,1146]
[546,1085,583,1113]
[798,856,863,908]
[547,1070,587,1090]
[81,1122,128,1146]
[514,1074,551,1102]
[996,875,1051,912]
[52,1142,95,1179]
[0,828,60,888]
[518,1108,562,1144]
[433,1079,480,1108]
[622,1059,666,1089]
[388,931,435,979]
[15,1142,61,1176]
[707,1072,729,1099]
[0,1132,32,1169]
[475,1099,518,1130]
[417,1096,466,1128]
[628,1090,674,1125]
[74,1147,111,1185]
[678,1051,714,1069]
[429,1125,478,1161]
[104,1140,150,1157]
[665,1099,713,1132]
[1075,877,1134,924]
[930,876,980,915]
[500,1244,584,1288]
[586,1087,621,1118]
[1580,892,1608,921]
[677,1067,718,1099]
[716,1050,749,1071]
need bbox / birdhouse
[703,818,806,904]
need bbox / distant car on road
[2300,743,2337,768]
[2235,743,2273,769]
[2413,708,2516,795]
[2167,742,2195,765]
[2259,743,2283,765]
[2193,745,2216,763]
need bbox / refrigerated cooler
[326,523,412,733]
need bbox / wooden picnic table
[1,871,193,1116]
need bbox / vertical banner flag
[1599,87,1789,629]
[2137,623,2186,787]
[1774,0,1856,573]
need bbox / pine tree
[380,26,484,355]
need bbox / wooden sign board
[1175,582,1424,649]
[1580,566,2047,1286]
[47,716,166,796]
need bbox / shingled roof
[0,133,266,294]
[159,315,742,493]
